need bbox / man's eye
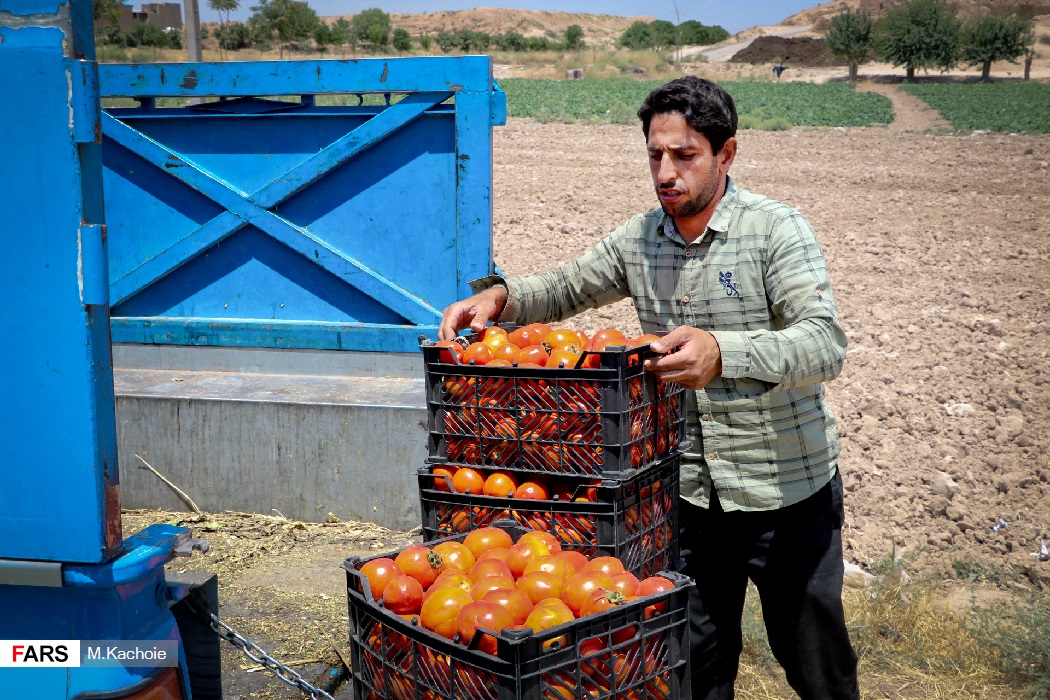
[677,153,696,161]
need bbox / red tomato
[636,576,675,617]
[482,588,535,625]
[482,472,518,498]
[452,467,485,494]
[493,344,521,363]
[464,526,514,559]
[545,329,581,352]
[470,576,515,601]
[395,545,440,589]
[518,531,562,554]
[382,574,424,615]
[513,481,550,500]
[610,571,640,597]
[478,326,508,342]
[434,339,464,364]
[516,344,550,366]
[432,465,458,492]
[456,601,514,655]
[507,325,544,348]
[585,328,628,351]
[420,586,473,639]
[523,554,576,581]
[627,333,661,348]
[524,599,575,650]
[476,547,512,565]
[515,571,564,604]
[579,588,630,617]
[359,557,402,601]
[552,550,589,576]
[582,556,627,577]
[548,348,581,369]
[431,541,476,574]
[427,570,473,598]
[461,342,493,366]
[561,571,614,617]
[468,559,515,583]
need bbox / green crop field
[899,82,1050,133]
[498,79,894,128]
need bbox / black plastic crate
[418,453,681,579]
[343,523,693,700]
[420,333,685,479]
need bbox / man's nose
[656,154,676,185]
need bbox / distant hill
[325,8,655,47]
[784,0,1050,31]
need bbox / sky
[194,1,819,36]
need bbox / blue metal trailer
[1,0,506,695]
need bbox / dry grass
[125,508,1046,699]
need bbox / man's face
[647,112,736,223]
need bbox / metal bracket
[69,59,100,144]
[0,559,64,588]
[79,223,107,305]
[172,530,211,558]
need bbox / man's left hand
[645,326,722,389]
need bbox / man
[438,76,859,700]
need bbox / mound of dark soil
[730,36,845,67]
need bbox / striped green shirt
[479,177,847,512]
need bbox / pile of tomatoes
[434,325,661,370]
[357,527,676,658]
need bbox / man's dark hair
[638,76,738,154]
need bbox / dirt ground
[125,78,1050,699]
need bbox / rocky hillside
[785,0,1050,30]
[325,9,653,47]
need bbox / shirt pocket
[707,263,769,330]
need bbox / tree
[208,0,240,60]
[93,0,122,29]
[959,13,1033,82]
[565,25,584,50]
[314,21,339,55]
[678,20,729,46]
[250,0,318,59]
[418,32,432,53]
[392,28,412,54]
[618,21,653,50]
[331,18,351,56]
[825,9,873,82]
[875,0,961,81]
[352,8,391,51]
[648,20,677,50]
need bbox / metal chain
[185,596,337,700]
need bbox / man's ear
[718,137,738,174]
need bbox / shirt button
[701,414,710,421]
[683,295,691,303]
[708,452,717,460]
[685,249,693,257]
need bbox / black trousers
[679,471,860,700]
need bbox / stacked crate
[342,330,694,700]
[418,331,687,578]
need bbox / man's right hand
[438,285,509,340]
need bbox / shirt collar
[659,175,738,244]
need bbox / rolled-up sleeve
[506,227,632,326]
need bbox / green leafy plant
[825,9,874,82]
[959,13,1034,82]
[900,82,1050,132]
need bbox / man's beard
[659,175,721,221]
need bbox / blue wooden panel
[0,7,119,563]
[100,57,501,351]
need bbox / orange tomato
[456,601,514,655]
[431,541,476,574]
[483,471,518,498]
[545,328,581,351]
[515,571,564,604]
[463,527,514,559]
[468,558,515,583]
[548,348,582,369]
[482,587,534,625]
[420,585,472,639]
[461,342,492,366]
[582,556,627,577]
[452,467,485,495]
[513,481,550,500]
[431,465,457,492]
[561,571,614,617]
